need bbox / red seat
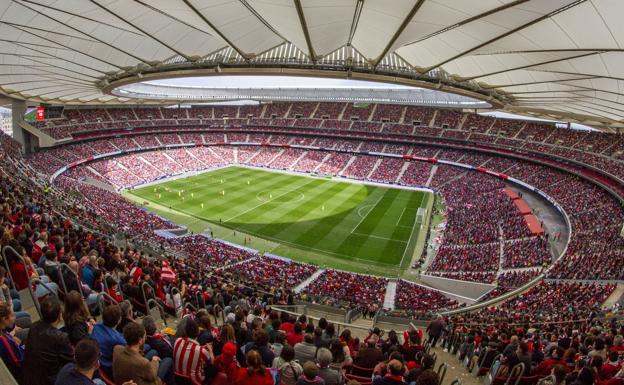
[348,364,375,377]
[98,369,115,385]
[345,373,373,385]
[520,375,542,385]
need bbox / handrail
[58,263,85,299]
[1,246,17,289]
[147,298,167,326]
[183,302,197,312]
[271,304,385,334]
[140,281,153,313]
[96,291,119,316]
[213,304,225,326]
[170,286,182,313]
[437,363,448,385]
[31,277,59,318]
[2,246,44,317]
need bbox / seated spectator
[213,342,239,384]
[607,367,624,385]
[243,328,274,367]
[106,277,124,303]
[354,340,384,370]
[294,333,318,364]
[0,301,24,382]
[0,266,30,327]
[116,301,135,334]
[534,347,569,377]
[317,348,343,385]
[372,359,407,385]
[113,322,162,385]
[329,339,352,369]
[235,350,274,385]
[296,361,326,385]
[173,318,214,384]
[80,254,97,288]
[91,304,126,377]
[405,354,434,384]
[287,323,305,346]
[601,351,621,380]
[63,290,95,346]
[272,332,286,358]
[414,369,439,385]
[23,296,74,385]
[142,316,173,359]
[273,344,303,385]
[54,339,100,385]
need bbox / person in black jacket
[62,290,95,346]
[23,296,74,385]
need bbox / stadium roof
[0,0,623,128]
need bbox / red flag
[161,261,177,283]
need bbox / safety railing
[58,263,85,299]
[30,277,59,318]
[96,292,120,316]
[147,298,167,326]
[1,246,16,290]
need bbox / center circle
[256,190,305,204]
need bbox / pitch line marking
[256,190,305,204]
[357,204,374,219]
[350,194,385,234]
[396,207,407,226]
[224,179,314,223]
[351,232,408,243]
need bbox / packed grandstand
[2,0,624,384]
[1,100,623,385]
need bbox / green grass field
[127,166,431,275]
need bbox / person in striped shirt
[173,318,214,384]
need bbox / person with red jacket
[213,342,238,384]
[534,347,569,377]
[234,350,274,385]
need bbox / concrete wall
[420,274,495,300]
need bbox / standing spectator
[426,317,444,349]
[23,297,74,385]
[113,322,161,385]
[0,302,24,382]
[54,339,100,385]
[173,318,214,384]
[63,290,95,346]
[235,350,274,385]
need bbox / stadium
[0,1,623,385]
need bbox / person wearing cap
[213,342,239,384]
[295,361,326,385]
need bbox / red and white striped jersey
[173,337,211,384]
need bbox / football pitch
[127,166,431,274]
